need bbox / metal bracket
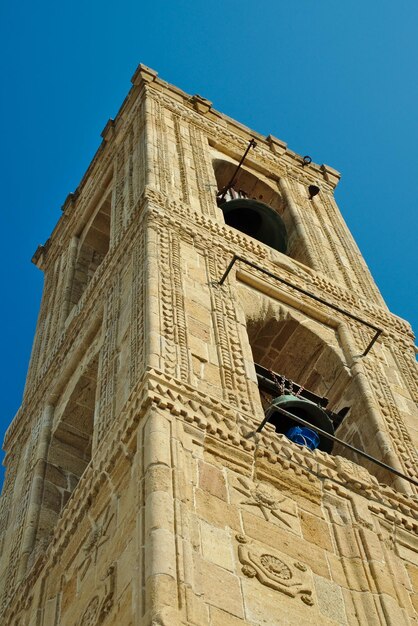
[218,255,382,357]
[216,139,257,203]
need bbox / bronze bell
[308,185,320,199]
[219,198,288,254]
[265,394,334,453]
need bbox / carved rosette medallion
[236,535,314,605]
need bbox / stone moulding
[146,192,414,344]
[147,368,418,523]
[146,85,335,190]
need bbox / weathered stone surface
[300,509,334,553]
[0,63,417,626]
[194,553,244,618]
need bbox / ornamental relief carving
[236,535,314,606]
[233,477,298,530]
[77,504,116,583]
[77,564,116,626]
[142,196,413,341]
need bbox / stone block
[185,586,210,625]
[341,557,370,592]
[314,575,347,624]
[380,593,410,626]
[332,523,361,559]
[144,429,171,470]
[195,489,241,531]
[200,520,234,571]
[300,510,334,553]
[369,559,397,599]
[188,334,209,362]
[202,362,221,386]
[198,461,227,500]
[210,605,252,626]
[116,540,136,600]
[145,490,175,534]
[405,562,418,592]
[326,552,347,588]
[341,588,381,626]
[188,317,211,342]
[45,463,67,489]
[145,464,172,497]
[241,576,332,626]
[144,573,178,617]
[42,480,63,513]
[145,529,176,579]
[193,554,244,618]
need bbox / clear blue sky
[0,1,417,484]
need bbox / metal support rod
[218,255,382,357]
[217,139,257,202]
[248,405,418,488]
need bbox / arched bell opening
[247,311,352,454]
[36,348,99,552]
[220,198,288,254]
[211,155,314,267]
[239,287,394,482]
[68,183,112,314]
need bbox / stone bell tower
[0,64,417,625]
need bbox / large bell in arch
[219,198,288,254]
[266,395,335,453]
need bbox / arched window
[238,284,390,482]
[212,156,313,267]
[69,186,111,312]
[37,349,99,546]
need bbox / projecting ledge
[131,63,158,86]
[320,164,341,187]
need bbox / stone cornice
[33,63,343,271]
[146,82,338,192]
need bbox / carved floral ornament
[236,535,314,606]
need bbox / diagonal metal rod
[246,405,418,488]
[217,138,257,202]
[218,254,382,357]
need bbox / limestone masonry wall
[0,64,416,625]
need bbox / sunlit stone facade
[0,64,417,625]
